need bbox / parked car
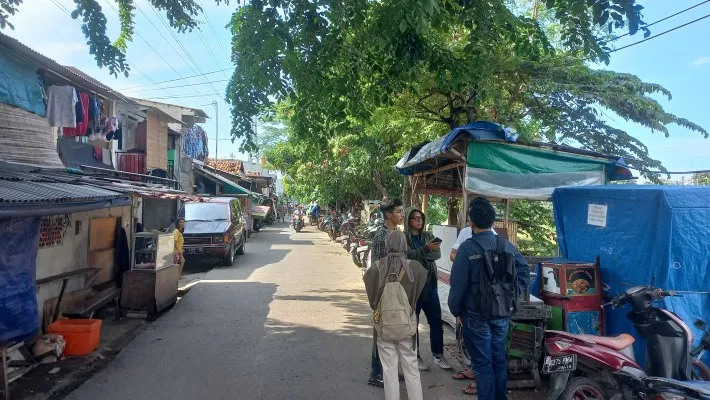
[177,197,248,266]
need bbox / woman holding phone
[403,206,452,371]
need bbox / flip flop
[452,370,475,380]
[463,384,478,395]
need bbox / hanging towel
[46,86,78,128]
[62,93,90,137]
[93,146,103,162]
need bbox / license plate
[542,355,577,373]
[184,248,203,254]
[356,246,369,253]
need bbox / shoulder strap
[496,235,505,252]
[396,266,407,283]
[467,235,495,282]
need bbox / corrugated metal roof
[0,163,127,204]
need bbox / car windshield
[182,203,229,221]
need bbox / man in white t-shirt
[449,224,497,262]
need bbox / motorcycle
[545,285,710,400]
[292,214,304,232]
[328,213,343,241]
[351,217,383,273]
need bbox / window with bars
[39,214,70,248]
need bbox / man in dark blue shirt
[447,198,529,399]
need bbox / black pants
[416,283,444,356]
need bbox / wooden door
[88,217,118,285]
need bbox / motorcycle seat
[573,333,636,350]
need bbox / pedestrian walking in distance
[448,197,530,399]
[364,230,428,400]
[367,197,405,387]
[403,206,452,371]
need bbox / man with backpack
[364,230,428,400]
[367,197,404,387]
[448,197,530,399]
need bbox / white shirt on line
[451,226,497,250]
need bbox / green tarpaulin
[467,142,609,174]
[465,142,616,200]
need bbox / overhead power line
[196,28,229,79]
[48,0,172,97]
[196,0,232,71]
[117,67,233,91]
[609,12,710,53]
[146,3,220,95]
[609,0,710,42]
[522,4,710,72]
[100,0,185,83]
[123,78,231,93]
[140,90,226,100]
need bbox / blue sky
[6,0,710,176]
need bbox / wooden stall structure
[395,121,633,389]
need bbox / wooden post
[504,199,510,224]
[402,176,412,206]
[447,197,458,226]
[421,194,429,214]
[461,190,468,229]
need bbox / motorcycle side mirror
[601,283,612,292]
[694,319,708,330]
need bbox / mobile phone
[432,237,442,243]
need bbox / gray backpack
[373,267,418,341]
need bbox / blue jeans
[463,311,509,400]
[416,283,444,357]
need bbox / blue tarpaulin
[0,43,46,116]
[395,121,519,175]
[552,185,710,366]
[0,217,40,342]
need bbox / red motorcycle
[544,286,710,400]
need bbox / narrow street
[64,223,472,400]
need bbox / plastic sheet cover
[552,186,710,366]
[0,217,40,342]
[0,45,46,116]
[466,167,604,200]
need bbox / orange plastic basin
[47,319,102,356]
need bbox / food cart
[121,231,180,316]
[395,120,633,388]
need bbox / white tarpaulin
[465,167,605,200]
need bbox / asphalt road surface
[66,223,542,400]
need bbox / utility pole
[213,101,219,160]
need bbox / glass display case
[132,232,175,270]
[122,231,180,316]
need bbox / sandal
[452,369,475,380]
[367,376,384,388]
[463,383,478,395]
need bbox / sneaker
[434,355,452,370]
[417,356,430,371]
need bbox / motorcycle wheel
[351,249,362,268]
[559,377,607,400]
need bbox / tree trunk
[373,172,389,199]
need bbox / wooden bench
[36,268,100,324]
[63,288,122,320]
